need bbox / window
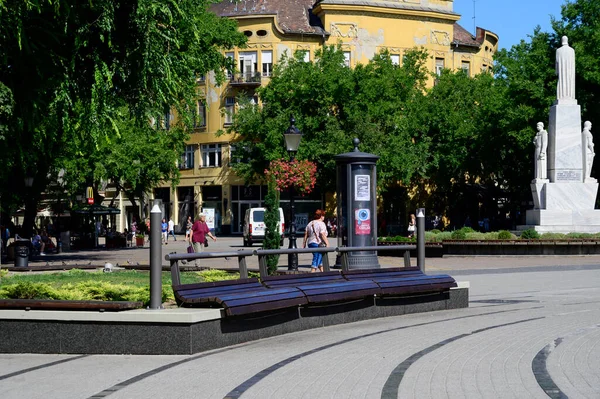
[162,110,173,130]
[226,52,234,78]
[461,61,470,76]
[196,74,205,84]
[343,51,351,67]
[201,144,222,168]
[195,101,206,128]
[301,50,310,62]
[262,50,273,77]
[239,51,257,80]
[481,64,488,73]
[179,145,195,170]
[390,54,400,65]
[224,97,235,125]
[435,58,445,76]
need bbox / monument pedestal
[521,182,600,233]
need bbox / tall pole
[149,199,163,309]
[416,208,425,272]
[288,183,298,270]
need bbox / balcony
[228,72,262,87]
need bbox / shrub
[429,229,441,234]
[424,232,439,242]
[0,282,60,300]
[540,232,566,240]
[198,269,240,282]
[465,232,487,240]
[566,232,593,239]
[520,229,540,239]
[451,230,466,240]
[460,227,475,234]
[437,232,453,241]
[497,230,513,240]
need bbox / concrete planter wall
[378,240,600,256]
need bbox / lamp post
[284,116,302,270]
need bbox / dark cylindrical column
[149,200,163,309]
[416,208,425,272]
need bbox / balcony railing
[228,72,262,86]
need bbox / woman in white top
[302,209,329,272]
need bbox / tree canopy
[0,0,246,232]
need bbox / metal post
[287,183,298,270]
[149,200,163,309]
[416,208,425,272]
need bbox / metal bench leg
[170,261,181,286]
[322,251,330,272]
[238,256,248,279]
[258,255,268,279]
[404,251,411,268]
[341,252,349,272]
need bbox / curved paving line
[88,347,237,399]
[0,355,89,381]
[381,317,545,399]
[380,317,544,399]
[222,308,543,399]
[532,338,568,399]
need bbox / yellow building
[153,0,498,234]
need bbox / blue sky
[453,0,566,50]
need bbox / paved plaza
[2,238,600,398]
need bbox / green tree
[263,180,281,275]
[230,46,430,192]
[0,0,246,235]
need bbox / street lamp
[283,116,302,270]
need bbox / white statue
[533,122,548,181]
[555,36,576,102]
[582,121,595,180]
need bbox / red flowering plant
[265,158,317,195]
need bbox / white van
[243,207,285,247]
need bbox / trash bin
[14,240,30,267]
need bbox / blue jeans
[308,242,322,268]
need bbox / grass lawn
[0,269,249,306]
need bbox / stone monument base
[519,209,600,233]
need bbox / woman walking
[302,209,329,272]
[185,216,193,244]
[192,214,217,253]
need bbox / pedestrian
[185,216,193,243]
[167,217,177,241]
[407,214,416,238]
[302,209,329,272]
[191,214,217,265]
[161,218,168,244]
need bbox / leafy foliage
[520,229,540,239]
[263,180,281,274]
[0,0,246,231]
[266,159,317,195]
[497,230,513,240]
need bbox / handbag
[187,245,194,254]
[204,237,209,247]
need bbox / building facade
[150,0,498,234]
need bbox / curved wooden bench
[262,272,380,304]
[342,267,457,296]
[173,278,307,317]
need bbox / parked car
[243,207,285,247]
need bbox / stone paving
[2,239,600,398]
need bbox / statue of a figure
[556,36,576,102]
[533,122,548,181]
[582,121,595,180]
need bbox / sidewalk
[3,236,600,273]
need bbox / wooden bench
[342,267,457,297]
[262,271,380,304]
[0,299,143,311]
[172,278,308,317]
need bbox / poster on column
[354,208,371,235]
[203,208,215,230]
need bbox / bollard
[149,200,163,310]
[416,208,425,272]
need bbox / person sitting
[39,229,50,255]
[31,231,42,255]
